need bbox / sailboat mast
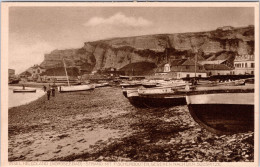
[195,52,197,79]
[63,58,70,86]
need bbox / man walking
[47,89,51,100]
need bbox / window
[186,66,189,69]
[199,66,202,70]
[245,63,247,68]
[251,63,254,68]
[251,71,254,75]
[37,69,40,73]
[242,63,244,68]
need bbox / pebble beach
[8,86,254,162]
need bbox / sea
[8,86,46,108]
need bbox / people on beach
[43,85,47,92]
[47,89,51,100]
[51,87,55,97]
[22,85,25,90]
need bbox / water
[9,86,46,108]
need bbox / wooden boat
[138,87,175,95]
[125,89,146,108]
[59,58,95,93]
[138,93,186,108]
[122,88,137,98]
[142,82,158,88]
[137,87,186,107]
[13,89,36,93]
[120,81,142,88]
[95,82,109,88]
[186,85,254,134]
[59,84,95,93]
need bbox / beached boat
[138,93,186,108]
[142,82,158,88]
[186,85,254,134]
[120,81,142,88]
[138,87,175,95]
[125,89,146,108]
[59,84,95,93]
[122,87,137,97]
[137,87,186,107]
[95,82,109,88]
[59,58,95,93]
[13,89,36,93]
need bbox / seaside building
[233,55,254,75]
[204,64,233,76]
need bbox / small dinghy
[13,89,36,93]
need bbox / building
[204,64,233,76]
[155,58,208,79]
[199,59,233,68]
[233,55,254,75]
[176,71,207,79]
[27,65,46,77]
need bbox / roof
[169,59,187,66]
[181,59,202,66]
[199,60,226,65]
[204,64,233,71]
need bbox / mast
[195,52,197,79]
[63,58,70,86]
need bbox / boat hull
[186,93,254,134]
[59,85,95,93]
[13,89,36,93]
[139,95,186,108]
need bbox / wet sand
[9,87,254,161]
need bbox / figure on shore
[47,89,51,100]
[51,87,55,97]
[22,85,25,90]
[43,85,47,92]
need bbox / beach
[8,86,254,161]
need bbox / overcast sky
[9,7,254,73]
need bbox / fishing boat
[122,87,137,97]
[59,59,95,93]
[95,82,109,88]
[13,89,36,93]
[137,87,186,108]
[120,81,142,88]
[186,84,254,134]
[138,87,175,95]
[125,89,146,108]
[142,82,158,88]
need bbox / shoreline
[8,87,254,161]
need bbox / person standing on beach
[43,85,47,92]
[47,89,51,100]
[51,87,55,97]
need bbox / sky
[8,6,255,73]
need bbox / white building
[233,55,254,75]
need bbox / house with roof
[155,58,208,79]
[233,55,254,75]
[204,64,233,76]
[27,64,46,79]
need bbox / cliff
[40,26,254,75]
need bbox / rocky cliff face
[40,26,254,74]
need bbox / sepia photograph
[1,2,259,167]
